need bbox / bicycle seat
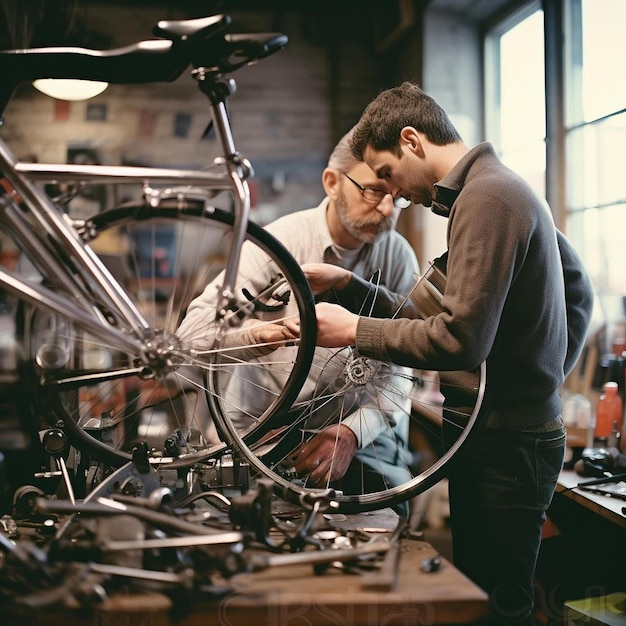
[1,40,189,85]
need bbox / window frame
[484,0,626,316]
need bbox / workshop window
[484,2,545,198]
[564,0,626,323]
[485,0,626,333]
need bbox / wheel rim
[21,200,316,475]
[211,337,486,513]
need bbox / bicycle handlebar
[1,40,187,84]
[0,14,288,112]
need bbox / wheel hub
[140,332,183,378]
[345,355,374,386]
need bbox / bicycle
[0,13,485,515]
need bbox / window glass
[566,112,626,211]
[501,140,546,197]
[564,0,626,323]
[566,0,626,125]
[487,7,545,198]
[499,11,545,152]
[567,204,626,303]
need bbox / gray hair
[327,127,357,171]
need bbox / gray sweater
[351,142,577,429]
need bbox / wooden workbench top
[205,537,488,626]
[557,469,626,528]
[4,510,489,626]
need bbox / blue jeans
[447,421,566,626]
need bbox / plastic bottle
[594,382,623,445]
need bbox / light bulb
[32,79,108,101]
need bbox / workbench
[534,470,626,623]
[5,510,490,626]
[555,469,626,529]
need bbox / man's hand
[301,263,351,295]
[247,319,300,353]
[315,302,358,347]
[291,424,358,485]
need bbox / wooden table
[5,510,489,626]
[555,469,626,528]
[199,537,488,626]
[534,469,626,623]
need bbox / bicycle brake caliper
[241,273,290,313]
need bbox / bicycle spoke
[22,204,315,478]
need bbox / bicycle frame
[0,15,486,516]
[0,94,251,359]
[0,19,321,467]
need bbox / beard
[335,191,393,244]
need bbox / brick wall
[0,6,388,225]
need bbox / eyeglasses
[342,173,411,209]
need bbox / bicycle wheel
[19,199,316,472]
[209,267,487,514]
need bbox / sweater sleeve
[355,184,531,371]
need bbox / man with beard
[178,128,419,496]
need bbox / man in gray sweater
[305,82,593,626]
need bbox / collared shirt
[265,199,418,295]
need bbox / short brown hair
[350,82,462,160]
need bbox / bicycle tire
[19,200,317,471]
[209,287,487,514]
[19,197,485,515]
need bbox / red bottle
[594,382,623,444]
